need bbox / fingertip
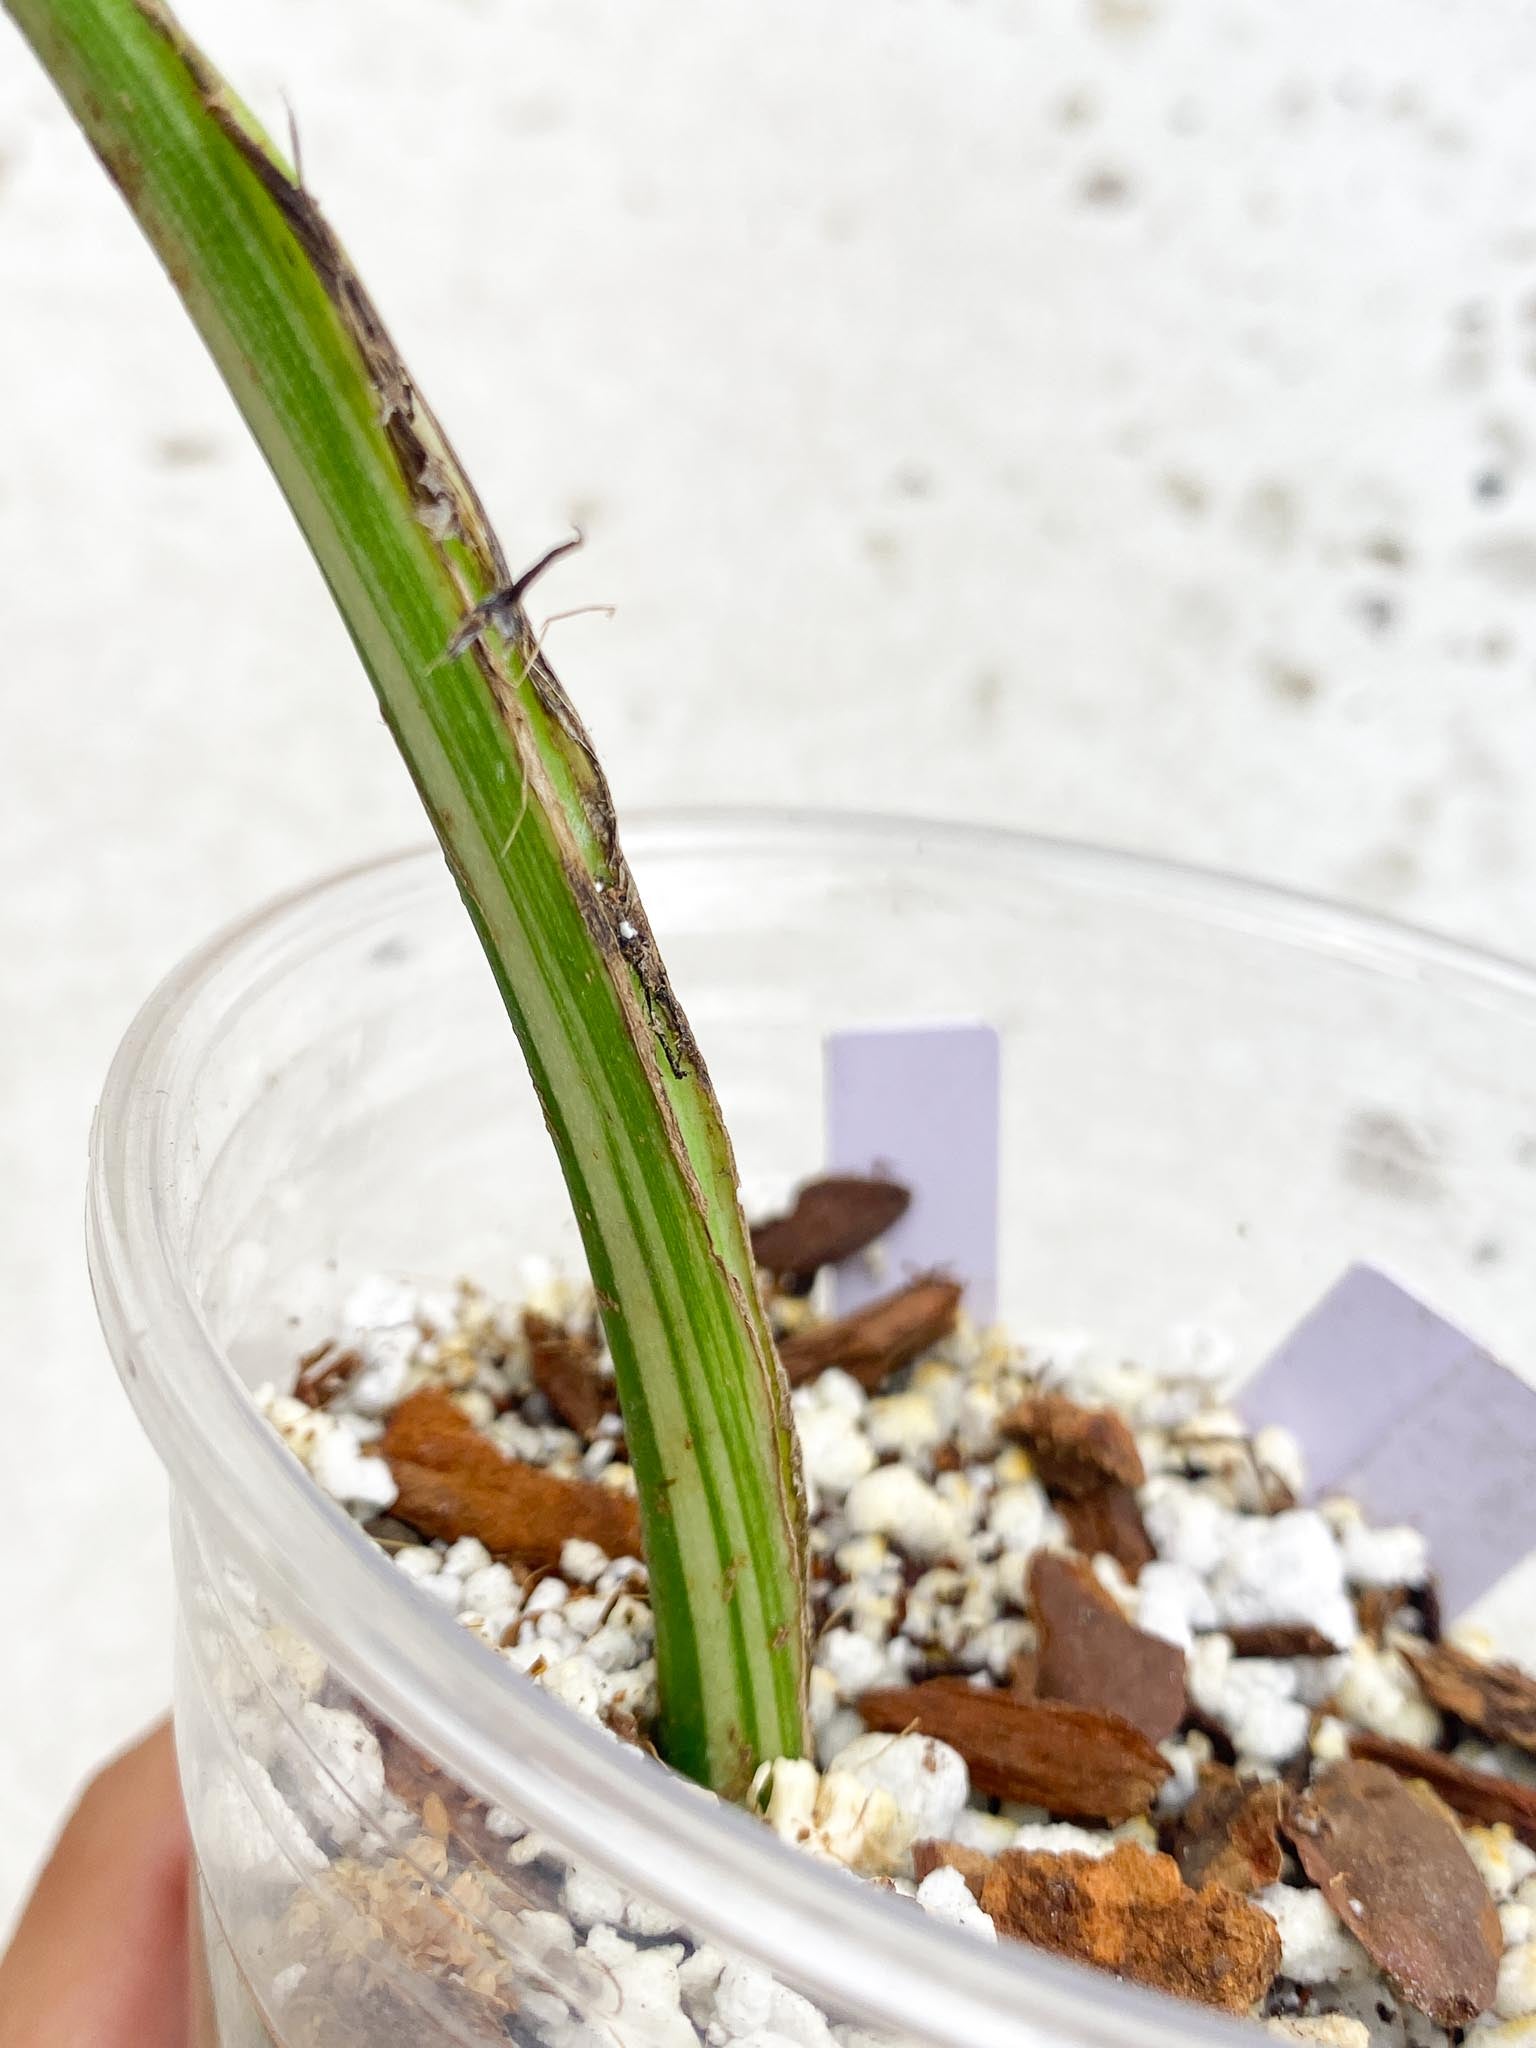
[0,1716,192,2048]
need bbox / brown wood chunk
[751,1175,910,1291]
[292,1342,364,1409]
[602,1705,660,1757]
[1008,1647,1039,1698]
[1355,1586,1413,1643]
[856,1680,1170,1821]
[1030,1551,1186,1744]
[1348,1729,1536,1850]
[777,1276,961,1392]
[1181,1703,1238,1767]
[1002,1391,1146,1497]
[1414,1578,1444,1645]
[1405,1641,1536,1756]
[1227,1624,1342,1661]
[980,1841,1281,2015]
[382,1387,641,1569]
[1174,1766,1286,1894]
[1286,1760,1500,2026]
[1059,1483,1156,1582]
[1354,1579,1440,1645]
[912,1838,993,1899]
[523,1311,616,1440]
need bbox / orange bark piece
[980,1842,1281,2015]
[382,1387,641,1568]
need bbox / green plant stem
[8,0,807,1794]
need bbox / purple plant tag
[825,1021,1000,1322]
[1240,1265,1536,1616]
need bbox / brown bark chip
[1009,1648,1039,1698]
[1226,1624,1342,1661]
[1414,1578,1444,1645]
[1181,1704,1238,1767]
[1348,1730,1536,1850]
[777,1276,961,1393]
[1174,1767,1286,1894]
[293,1342,364,1409]
[751,1175,910,1291]
[1285,1761,1500,2026]
[1001,1392,1146,1497]
[523,1311,616,1439]
[1355,1587,1413,1643]
[1029,1552,1187,1744]
[382,1387,642,1569]
[1058,1484,1156,1582]
[1405,1641,1536,1755]
[980,1842,1281,2015]
[857,1681,1170,1821]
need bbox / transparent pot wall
[185,824,1536,1377]
[90,824,1536,2048]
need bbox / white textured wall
[6,0,1536,1928]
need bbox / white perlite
[279,1704,386,1850]
[1468,2022,1536,2048]
[1466,1827,1536,1903]
[680,1951,837,2048]
[1498,1946,1536,2022]
[201,1763,327,1884]
[1187,1636,1311,1767]
[1254,1884,1371,1984]
[258,1389,398,1512]
[1207,1509,1358,1653]
[752,1758,913,1877]
[1136,1559,1217,1652]
[825,1733,968,1844]
[796,1404,878,1498]
[1335,1515,1430,1591]
[1139,1476,1235,1577]
[1268,2019,1373,2048]
[914,1865,997,1941]
[843,1466,965,1561]
[1333,1641,1443,1749]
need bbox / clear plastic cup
[86,814,1536,2048]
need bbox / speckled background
[5,0,1536,1930]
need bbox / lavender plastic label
[826,1021,1000,1322]
[1240,1265,1536,1616]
